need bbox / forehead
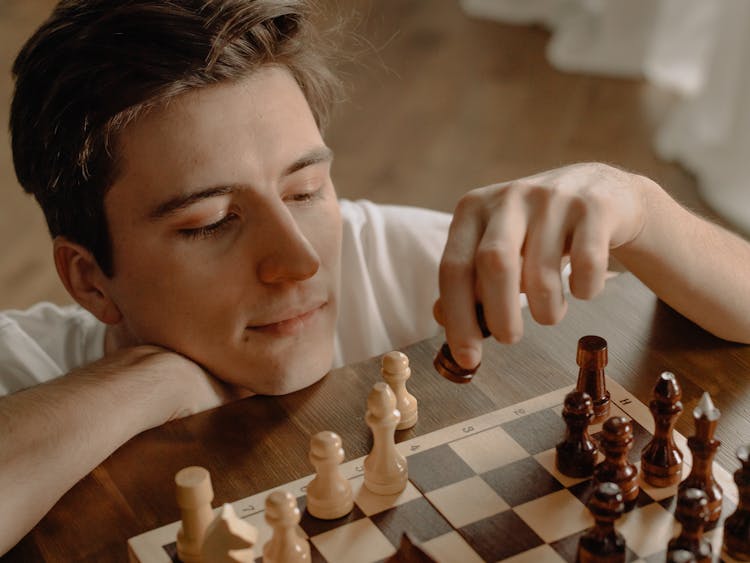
[113,66,321,191]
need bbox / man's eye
[288,187,323,204]
[178,214,238,240]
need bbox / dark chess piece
[556,390,598,477]
[667,487,712,563]
[385,532,437,563]
[575,335,611,423]
[641,372,684,487]
[722,445,750,561]
[577,482,626,563]
[593,417,639,511]
[678,392,722,527]
[433,304,490,384]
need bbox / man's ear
[53,237,122,325]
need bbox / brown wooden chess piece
[433,304,490,384]
[641,372,684,487]
[556,390,598,477]
[593,417,639,511]
[575,335,610,423]
[722,445,750,561]
[678,392,722,527]
[668,487,712,563]
[577,481,626,563]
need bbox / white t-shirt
[0,200,452,396]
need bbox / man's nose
[256,206,320,284]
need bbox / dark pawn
[556,391,598,477]
[668,488,712,563]
[593,417,639,511]
[577,482,626,563]
[679,392,722,527]
[575,335,611,423]
[641,372,684,487]
[433,304,490,384]
[723,445,750,561]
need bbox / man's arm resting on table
[614,175,750,344]
[0,346,232,555]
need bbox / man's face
[103,67,342,395]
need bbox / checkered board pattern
[128,378,740,563]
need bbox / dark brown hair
[10,0,340,276]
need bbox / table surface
[5,273,750,563]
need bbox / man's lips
[247,303,326,335]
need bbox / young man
[2,0,750,555]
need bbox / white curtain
[461,0,750,234]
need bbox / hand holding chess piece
[364,382,408,495]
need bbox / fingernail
[456,346,481,370]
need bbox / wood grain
[4,273,750,562]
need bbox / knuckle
[439,257,473,282]
[475,242,518,274]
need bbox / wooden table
[5,273,750,562]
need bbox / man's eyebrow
[147,147,333,220]
[284,146,334,176]
[148,186,234,220]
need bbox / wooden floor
[0,0,722,310]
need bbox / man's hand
[437,162,649,369]
[0,345,251,555]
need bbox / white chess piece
[201,503,257,562]
[262,490,310,562]
[175,466,214,563]
[364,382,408,495]
[306,431,354,519]
[381,351,418,430]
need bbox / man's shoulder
[0,302,105,395]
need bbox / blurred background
[1,0,745,311]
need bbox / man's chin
[217,354,332,396]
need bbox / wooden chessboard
[127,378,739,562]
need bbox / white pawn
[175,466,215,563]
[262,490,310,563]
[201,503,258,562]
[381,351,418,430]
[364,382,408,495]
[306,431,354,519]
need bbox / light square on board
[425,475,509,528]
[503,543,567,563]
[309,518,395,563]
[513,489,594,543]
[618,502,678,558]
[420,531,485,563]
[349,475,423,517]
[534,448,596,488]
[448,425,528,474]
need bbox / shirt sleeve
[0,302,105,396]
